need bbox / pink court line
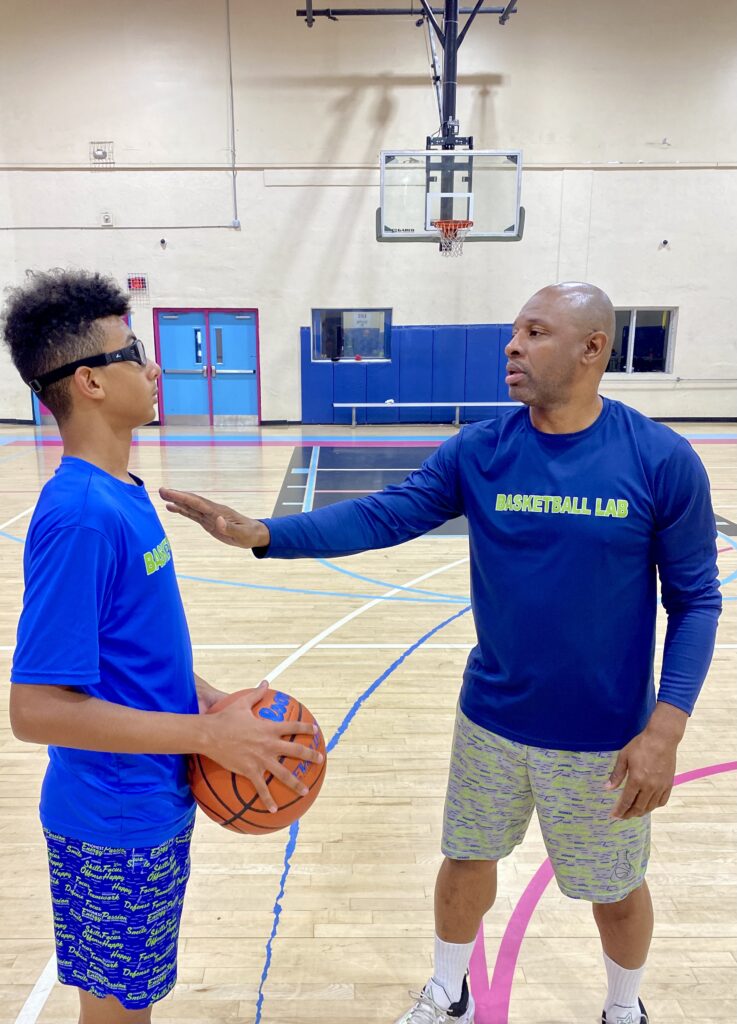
[470,759,737,1024]
[8,439,736,450]
[8,439,440,448]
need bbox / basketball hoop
[431,219,474,257]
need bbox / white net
[431,220,473,257]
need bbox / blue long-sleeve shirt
[257,399,721,751]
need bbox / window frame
[311,307,393,363]
[605,306,677,376]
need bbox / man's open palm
[159,488,268,549]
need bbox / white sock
[431,935,475,1005]
[603,951,646,1022]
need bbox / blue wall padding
[334,361,367,424]
[300,323,513,423]
[466,325,502,421]
[398,327,434,422]
[497,324,513,403]
[366,358,400,423]
[300,326,334,423]
[431,326,467,423]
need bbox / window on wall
[312,308,392,361]
[607,308,675,374]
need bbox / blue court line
[303,446,320,513]
[717,532,737,587]
[254,819,302,1024]
[0,530,23,543]
[317,557,468,603]
[0,434,450,447]
[174,573,462,604]
[254,602,473,1024]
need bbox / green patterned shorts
[442,707,650,903]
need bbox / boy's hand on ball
[159,487,270,549]
[201,682,323,813]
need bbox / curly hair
[2,269,130,423]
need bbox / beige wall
[1,0,736,421]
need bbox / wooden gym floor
[0,421,734,1024]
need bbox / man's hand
[201,682,323,813]
[159,487,270,549]
[605,702,688,820]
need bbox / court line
[716,532,737,586]
[302,445,320,513]
[317,557,468,601]
[0,450,33,467]
[9,438,449,449]
[7,437,737,450]
[255,600,473,1024]
[0,505,35,531]
[0,643,734,654]
[470,759,737,1024]
[13,955,59,1024]
[260,559,469,687]
[175,573,467,604]
[251,556,471,1024]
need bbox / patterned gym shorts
[442,707,650,903]
[44,818,194,1009]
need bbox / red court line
[469,760,737,1023]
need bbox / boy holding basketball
[2,269,323,1024]
[160,283,721,1024]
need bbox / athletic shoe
[393,974,475,1023]
[601,998,649,1024]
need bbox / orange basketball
[188,687,327,834]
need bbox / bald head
[535,282,616,363]
[507,282,618,412]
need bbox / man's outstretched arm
[160,433,465,558]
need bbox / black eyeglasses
[28,339,148,395]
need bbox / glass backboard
[378,149,523,242]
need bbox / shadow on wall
[259,71,506,295]
[259,79,397,295]
[469,81,503,149]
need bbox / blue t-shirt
[12,457,198,847]
[258,400,722,751]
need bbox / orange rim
[431,219,474,237]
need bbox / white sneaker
[393,976,475,1024]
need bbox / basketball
[189,688,327,834]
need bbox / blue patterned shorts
[44,819,194,1009]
